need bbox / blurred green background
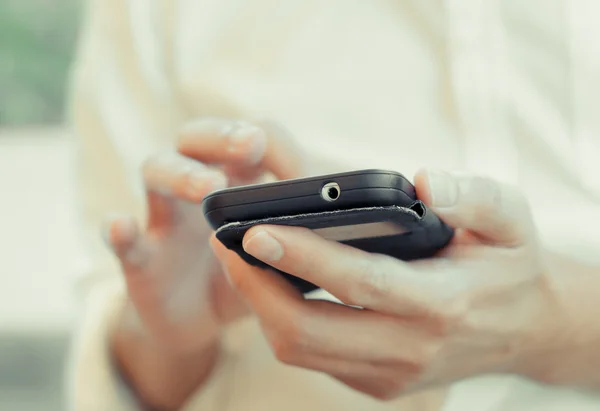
[0,0,81,126]
[0,2,83,407]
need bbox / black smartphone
[203,169,454,293]
[203,169,416,228]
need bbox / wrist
[514,251,600,388]
[112,312,221,410]
[117,297,222,354]
[509,251,564,382]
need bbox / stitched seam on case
[215,205,421,233]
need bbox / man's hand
[212,170,562,400]
[106,118,307,409]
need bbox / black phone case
[215,200,454,294]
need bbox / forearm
[112,311,221,411]
[523,251,600,390]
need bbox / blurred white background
[0,128,80,410]
[0,128,78,331]
[1,1,99,408]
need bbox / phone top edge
[202,169,413,216]
[203,169,405,200]
[203,186,416,229]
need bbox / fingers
[178,118,305,181]
[241,225,391,308]
[414,169,535,247]
[102,214,157,293]
[102,215,161,320]
[211,236,439,396]
[103,214,179,336]
[178,118,267,165]
[211,235,429,360]
[142,153,227,232]
[209,235,304,316]
[238,225,447,316]
[102,214,147,271]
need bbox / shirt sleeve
[66,276,258,411]
[64,0,242,409]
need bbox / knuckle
[268,311,307,364]
[174,168,219,203]
[461,177,536,242]
[417,341,442,369]
[443,295,469,323]
[386,347,421,371]
[386,340,438,375]
[371,380,406,402]
[460,176,501,215]
[391,354,424,375]
[346,256,391,303]
[467,176,499,201]
[225,266,251,293]
[270,333,298,364]
[270,336,296,364]
[428,296,468,335]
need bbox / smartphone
[203,169,454,293]
[203,169,417,229]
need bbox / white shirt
[67,0,600,410]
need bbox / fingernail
[243,230,284,262]
[427,170,459,208]
[227,125,267,165]
[187,170,227,197]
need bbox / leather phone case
[215,201,454,294]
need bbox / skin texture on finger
[178,118,268,166]
[414,169,536,247]
[178,118,305,182]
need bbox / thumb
[414,169,535,246]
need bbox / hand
[104,118,307,354]
[212,170,557,400]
